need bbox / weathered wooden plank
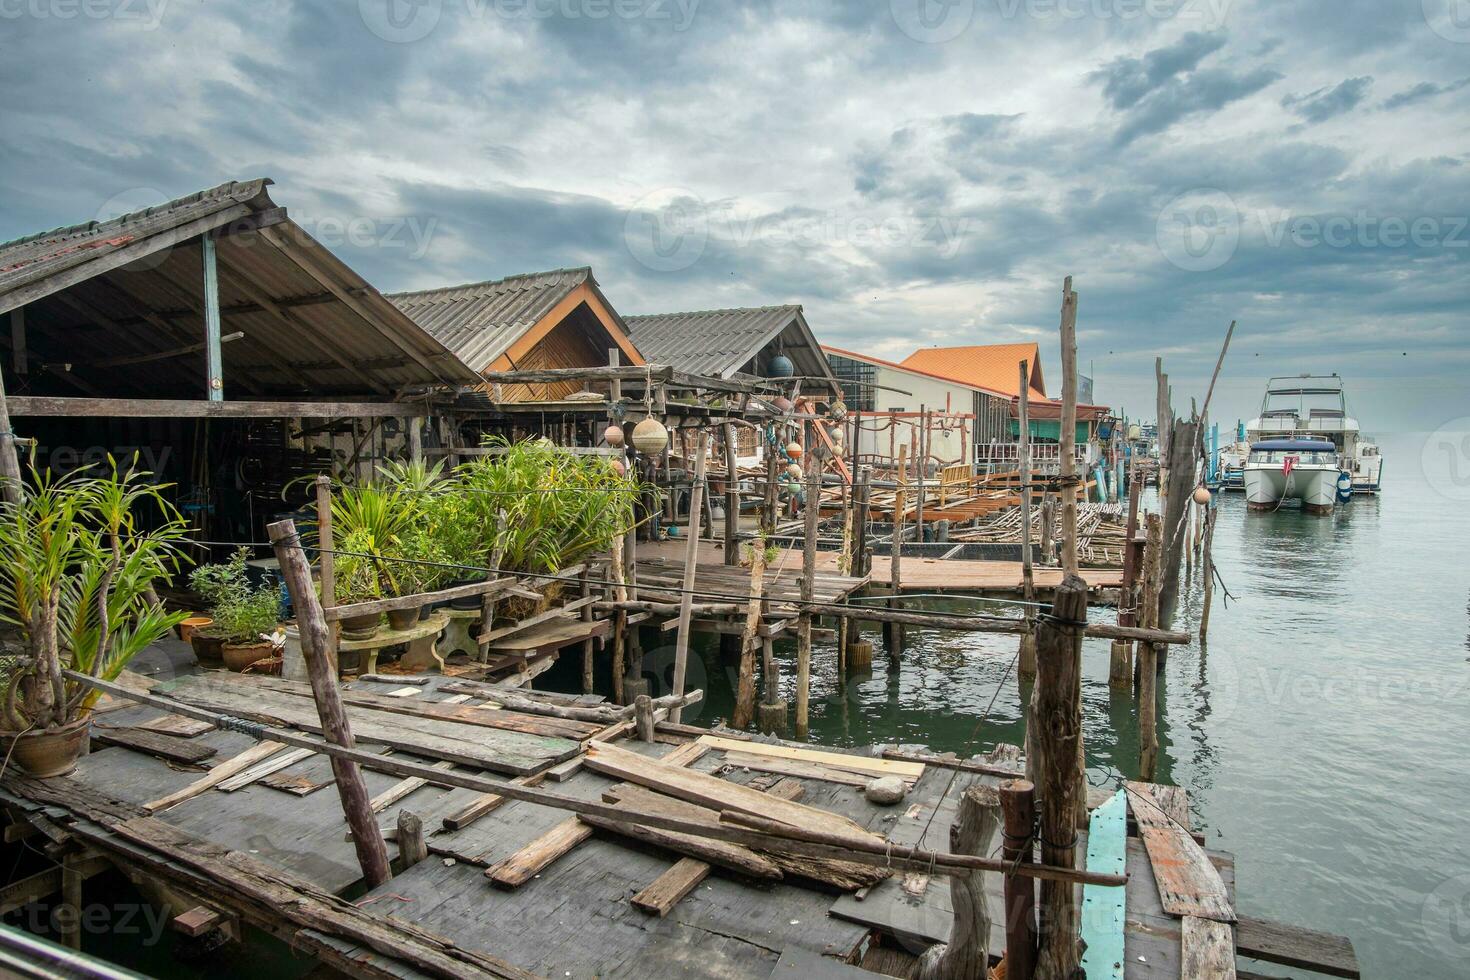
[698,735,923,780]
[1125,780,1191,830]
[1234,915,1360,978]
[1126,785,1234,923]
[485,817,592,889]
[370,760,453,813]
[719,752,870,788]
[92,727,218,765]
[630,857,709,917]
[142,742,288,813]
[1080,789,1128,980]
[215,748,316,792]
[135,715,215,738]
[1181,916,1236,979]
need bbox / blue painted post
[1079,789,1128,979]
[201,236,224,401]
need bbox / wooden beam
[8,396,428,418]
[200,237,224,400]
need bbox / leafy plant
[0,456,190,731]
[189,547,280,644]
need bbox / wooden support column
[797,460,819,739]
[408,417,424,465]
[477,516,507,664]
[1158,417,1199,631]
[314,476,339,668]
[396,810,427,871]
[0,360,24,506]
[610,532,628,705]
[1199,504,1218,643]
[886,446,907,654]
[916,784,998,980]
[1138,514,1163,781]
[634,695,655,742]
[1039,494,1055,567]
[1000,779,1038,980]
[851,465,872,578]
[1029,574,1087,978]
[1058,278,1079,575]
[722,422,739,566]
[669,433,709,724]
[731,542,766,730]
[1111,476,1144,688]
[267,519,392,889]
[59,852,82,950]
[914,405,927,537]
[201,237,224,401]
[579,567,595,695]
[1018,360,1037,678]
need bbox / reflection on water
[669,433,1468,979]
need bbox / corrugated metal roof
[0,178,480,397]
[625,305,832,379]
[388,267,602,370]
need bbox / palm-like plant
[0,457,189,731]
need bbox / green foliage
[189,547,281,644]
[0,456,189,729]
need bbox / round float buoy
[829,399,848,420]
[603,424,625,448]
[786,441,803,460]
[631,417,669,454]
[1192,485,1212,505]
[786,462,803,481]
[610,459,626,477]
[768,354,795,378]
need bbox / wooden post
[1029,574,1087,978]
[10,308,26,377]
[851,466,872,579]
[201,236,224,401]
[477,512,507,664]
[757,634,786,736]
[1158,417,1199,631]
[1199,504,1217,643]
[634,694,655,742]
[1039,494,1055,567]
[915,784,998,980]
[396,810,427,871]
[1111,476,1143,688]
[732,542,767,729]
[723,422,739,566]
[1000,779,1038,980]
[797,461,819,739]
[1018,361,1037,678]
[408,417,423,465]
[887,446,907,654]
[1138,514,1163,781]
[579,566,595,695]
[1058,278,1079,576]
[0,359,25,506]
[762,440,778,535]
[610,532,627,705]
[267,519,392,889]
[670,434,710,724]
[914,406,927,539]
[59,852,82,950]
[314,475,339,668]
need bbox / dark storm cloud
[1382,78,1470,110]
[1109,66,1284,145]
[1282,76,1373,124]
[1092,31,1228,110]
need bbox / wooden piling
[1111,476,1144,689]
[1000,779,1038,980]
[1138,514,1163,781]
[1057,278,1080,576]
[1199,504,1217,643]
[732,542,767,730]
[477,512,507,665]
[579,567,595,695]
[722,422,739,567]
[1029,574,1087,978]
[797,461,819,739]
[1158,417,1199,631]
[1039,494,1055,567]
[314,475,340,665]
[1018,360,1037,678]
[0,365,24,506]
[916,785,998,980]
[396,810,427,871]
[634,695,655,742]
[886,447,907,654]
[267,519,392,890]
[670,434,710,724]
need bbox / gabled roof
[389,267,642,372]
[0,178,480,397]
[823,345,1010,399]
[625,305,833,380]
[902,343,1046,398]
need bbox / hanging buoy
[829,399,848,420]
[610,459,626,477]
[786,441,803,460]
[768,353,795,378]
[603,424,625,448]
[829,425,845,447]
[771,395,794,414]
[1192,485,1212,505]
[631,417,669,454]
[786,462,803,481]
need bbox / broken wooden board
[596,784,782,882]
[1125,784,1234,923]
[584,741,882,847]
[1234,915,1360,979]
[154,676,579,776]
[215,748,316,792]
[486,817,592,889]
[631,857,709,917]
[1182,916,1236,979]
[142,742,288,813]
[719,752,871,788]
[134,715,215,738]
[92,726,217,765]
[697,736,924,781]
[1125,779,1191,829]
[1080,789,1128,980]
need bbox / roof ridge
[626,303,802,320]
[0,178,273,252]
[387,266,591,300]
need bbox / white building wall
[858,365,974,466]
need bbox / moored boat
[1244,438,1342,513]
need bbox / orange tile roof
[901,343,1047,399]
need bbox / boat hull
[1244,464,1339,513]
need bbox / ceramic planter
[0,716,91,778]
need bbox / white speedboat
[1244,438,1343,513]
[1236,375,1384,501]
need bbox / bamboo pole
[266,519,391,889]
[670,433,710,724]
[797,459,819,739]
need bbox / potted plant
[0,459,189,777]
[189,549,282,672]
[393,526,453,624]
[333,533,385,639]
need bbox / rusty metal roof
[625,305,833,380]
[387,267,600,371]
[0,179,479,398]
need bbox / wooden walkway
[0,669,1357,979]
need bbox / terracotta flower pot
[177,616,213,643]
[339,611,382,640]
[0,716,91,778]
[190,631,226,668]
[386,606,420,632]
[222,640,275,673]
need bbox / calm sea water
[672,430,1470,979]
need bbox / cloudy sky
[3,0,1467,429]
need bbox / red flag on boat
[1283,455,1298,478]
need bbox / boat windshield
[1249,450,1337,465]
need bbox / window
[826,354,876,411]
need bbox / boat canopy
[1250,439,1336,452]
